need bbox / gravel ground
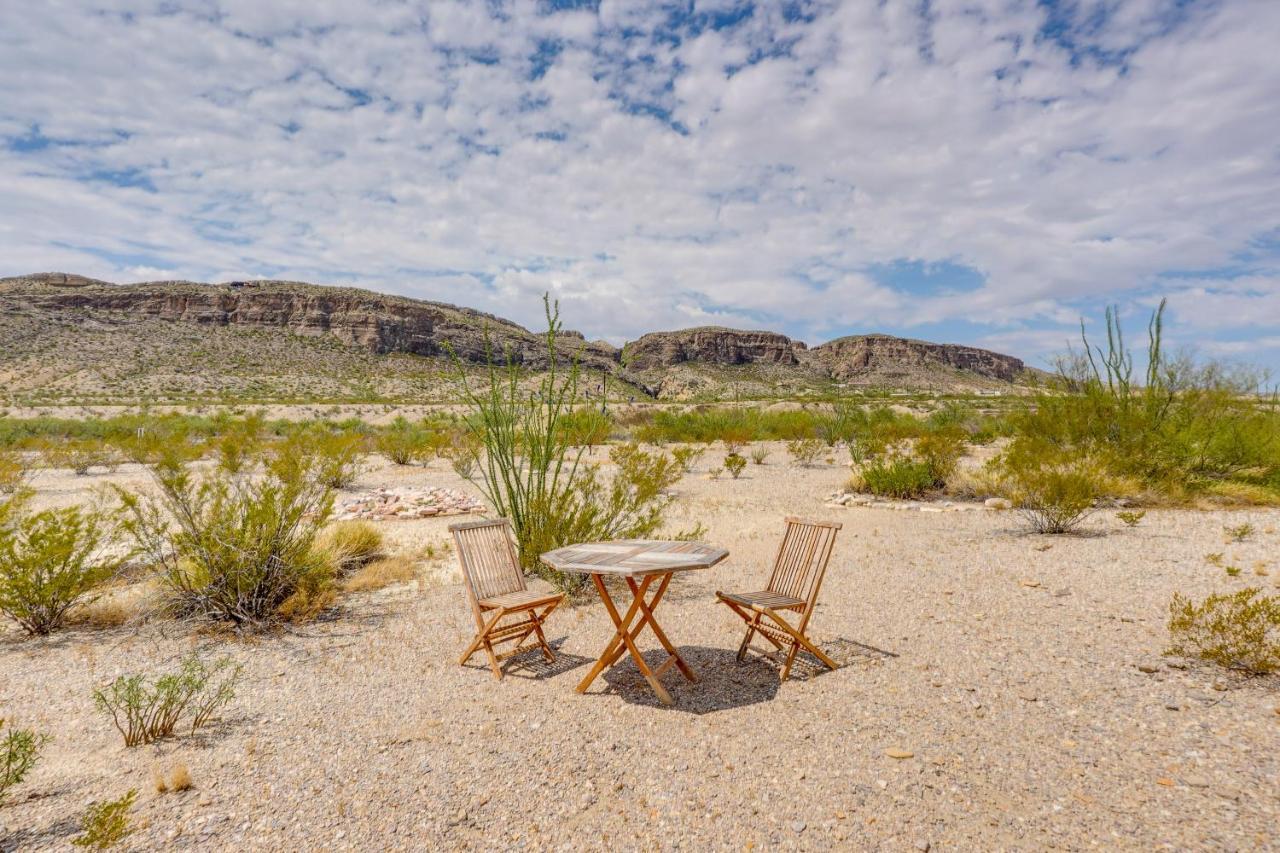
[2,445,1279,851]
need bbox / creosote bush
[999,450,1104,534]
[375,417,438,466]
[724,453,747,479]
[786,438,824,467]
[1,718,50,806]
[0,450,29,494]
[93,654,242,747]
[670,445,704,473]
[0,493,124,635]
[116,445,335,626]
[1116,510,1146,527]
[41,438,116,476]
[440,428,482,480]
[1167,588,1280,675]
[72,789,137,850]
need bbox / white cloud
[0,0,1277,367]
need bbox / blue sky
[2,0,1279,372]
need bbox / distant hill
[0,273,1044,402]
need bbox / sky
[2,0,1279,372]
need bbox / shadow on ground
[598,637,898,712]
[460,637,592,680]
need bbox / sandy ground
[2,444,1279,851]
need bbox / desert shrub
[72,789,137,850]
[453,299,687,594]
[671,445,704,473]
[563,408,613,449]
[211,412,264,474]
[0,451,29,494]
[708,466,723,480]
[1116,510,1146,527]
[375,417,437,466]
[998,450,1103,534]
[0,494,124,635]
[787,438,825,467]
[311,430,366,489]
[1,718,49,806]
[1006,300,1280,503]
[116,446,335,626]
[719,423,753,454]
[93,653,242,747]
[440,428,482,480]
[1224,523,1255,542]
[724,453,747,479]
[860,455,934,499]
[41,438,115,475]
[315,521,385,574]
[749,446,769,465]
[914,429,965,483]
[628,407,818,444]
[1166,588,1280,675]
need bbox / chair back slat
[450,519,526,602]
[765,517,841,607]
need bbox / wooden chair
[450,519,564,679]
[715,517,841,681]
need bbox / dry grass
[152,762,192,794]
[343,556,420,593]
[65,582,158,629]
[315,521,386,574]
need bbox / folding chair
[450,519,564,679]
[715,517,841,681]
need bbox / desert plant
[72,789,137,850]
[1116,510,1146,527]
[1167,588,1280,675]
[999,450,1103,534]
[41,438,114,476]
[724,453,747,479]
[115,446,335,626]
[93,653,242,747]
[343,555,420,593]
[563,407,613,449]
[0,451,29,494]
[440,428,482,480]
[708,467,723,480]
[374,417,435,466]
[0,494,124,635]
[451,298,685,593]
[311,430,366,489]
[315,521,385,574]
[787,438,825,467]
[860,455,934,499]
[211,412,264,474]
[1226,565,1242,577]
[749,446,769,465]
[671,445,704,473]
[1,718,49,806]
[1224,522,1255,542]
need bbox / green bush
[749,446,769,465]
[724,453,747,479]
[374,417,437,466]
[787,438,825,467]
[41,438,116,475]
[301,429,366,489]
[72,789,137,850]
[1116,510,1146,527]
[1,718,50,806]
[0,451,29,494]
[211,412,264,474]
[116,446,335,626]
[861,456,935,499]
[670,445,704,473]
[997,449,1103,534]
[562,408,613,449]
[0,494,124,635]
[1167,588,1280,675]
[93,654,242,747]
[440,428,482,480]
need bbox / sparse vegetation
[72,789,137,850]
[1116,510,1146,527]
[93,653,242,747]
[1,718,49,807]
[315,521,385,574]
[440,428,482,480]
[749,446,769,465]
[1224,522,1255,542]
[671,445,704,473]
[374,417,436,466]
[858,455,935,499]
[1000,450,1103,534]
[0,493,124,635]
[1167,588,1280,675]
[0,451,29,494]
[343,555,420,592]
[116,445,335,626]
[787,438,824,467]
[41,438,115,475]
[724,453,746,479]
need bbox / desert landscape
[2,449,1278,850]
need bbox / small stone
[1018,691,1038,702]
[1052,587,1072,598]
[790,820,807,833]
[1164,701,1181,711]
[885,748,914,759]
[1183,776,1210,788]
[1019,579,1041,588]
[915,842,932,852]
[1137,663,1160,674]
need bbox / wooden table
[541,540,729,705]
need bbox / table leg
[576,573,674,705]
[623,575,697,683]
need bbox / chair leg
[533,611,555,663]
[483,639,503,679]
[780,639,801,681]
[736,624,756,661]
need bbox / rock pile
[335,487,485,521]
[824,490,1005,512]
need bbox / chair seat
[478,589,564,611]
[716,590,806,611]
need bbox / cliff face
[0,273,1037,398]
[808,334,1025,383]
[624,327,804,370]
[0,273,616,372]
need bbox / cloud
[1,0,1278,370]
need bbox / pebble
[790,820,807,833]
[885,748,914,759]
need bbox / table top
[540,539,729,577]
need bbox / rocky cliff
[0,272,1038,399]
